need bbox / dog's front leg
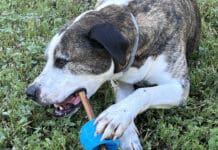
[95,81,187,140]
[111,81,143,150]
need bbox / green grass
[0,0,217,149]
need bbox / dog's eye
[55,58,68,68]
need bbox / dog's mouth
[53,89,86,117]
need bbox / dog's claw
[95,117,112,135]
[95,104,133,140]
[114,125,123,138]
[94,111,108,125]
[113,136,118,141]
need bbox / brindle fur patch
[127,0,201,68]
[54,6,137,74]
[54,0,201,79]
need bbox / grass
[0,0,217,149]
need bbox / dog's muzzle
[26,85,86,118]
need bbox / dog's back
[126,0,201,58]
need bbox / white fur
[111,81,134,101]
[95,54,185,141]
[110,81,143,150]
[119,54,178,84]
[96,0,134,10]
[95,81,184,140]
[120,123,143,150]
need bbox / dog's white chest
[117,54,176,85]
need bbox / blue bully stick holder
[78,92,120,150]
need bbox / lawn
[0,0,217,149]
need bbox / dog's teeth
[54,104,64,111]
[59,106,64,111]
[54,104,59,108]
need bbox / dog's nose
[26,85,40,101]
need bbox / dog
[26,0,201,149]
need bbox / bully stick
[79,91,107,150]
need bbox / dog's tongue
[54,95,81,111]
[61,95,81,106]
[54,94,81,117]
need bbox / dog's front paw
[120,123,143,150]
[95,104,134,140]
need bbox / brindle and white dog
[26,0,201,149]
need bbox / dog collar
[123,13,139,72]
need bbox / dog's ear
[88,23,129,65]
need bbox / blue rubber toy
[80,120,120,150]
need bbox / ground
[0,0,217,149]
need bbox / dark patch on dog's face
[54,27,112,75]
[54,6,137,73]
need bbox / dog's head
[26,9,132,117]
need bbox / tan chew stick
[79,91,95,120]
[79,91,107,150]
